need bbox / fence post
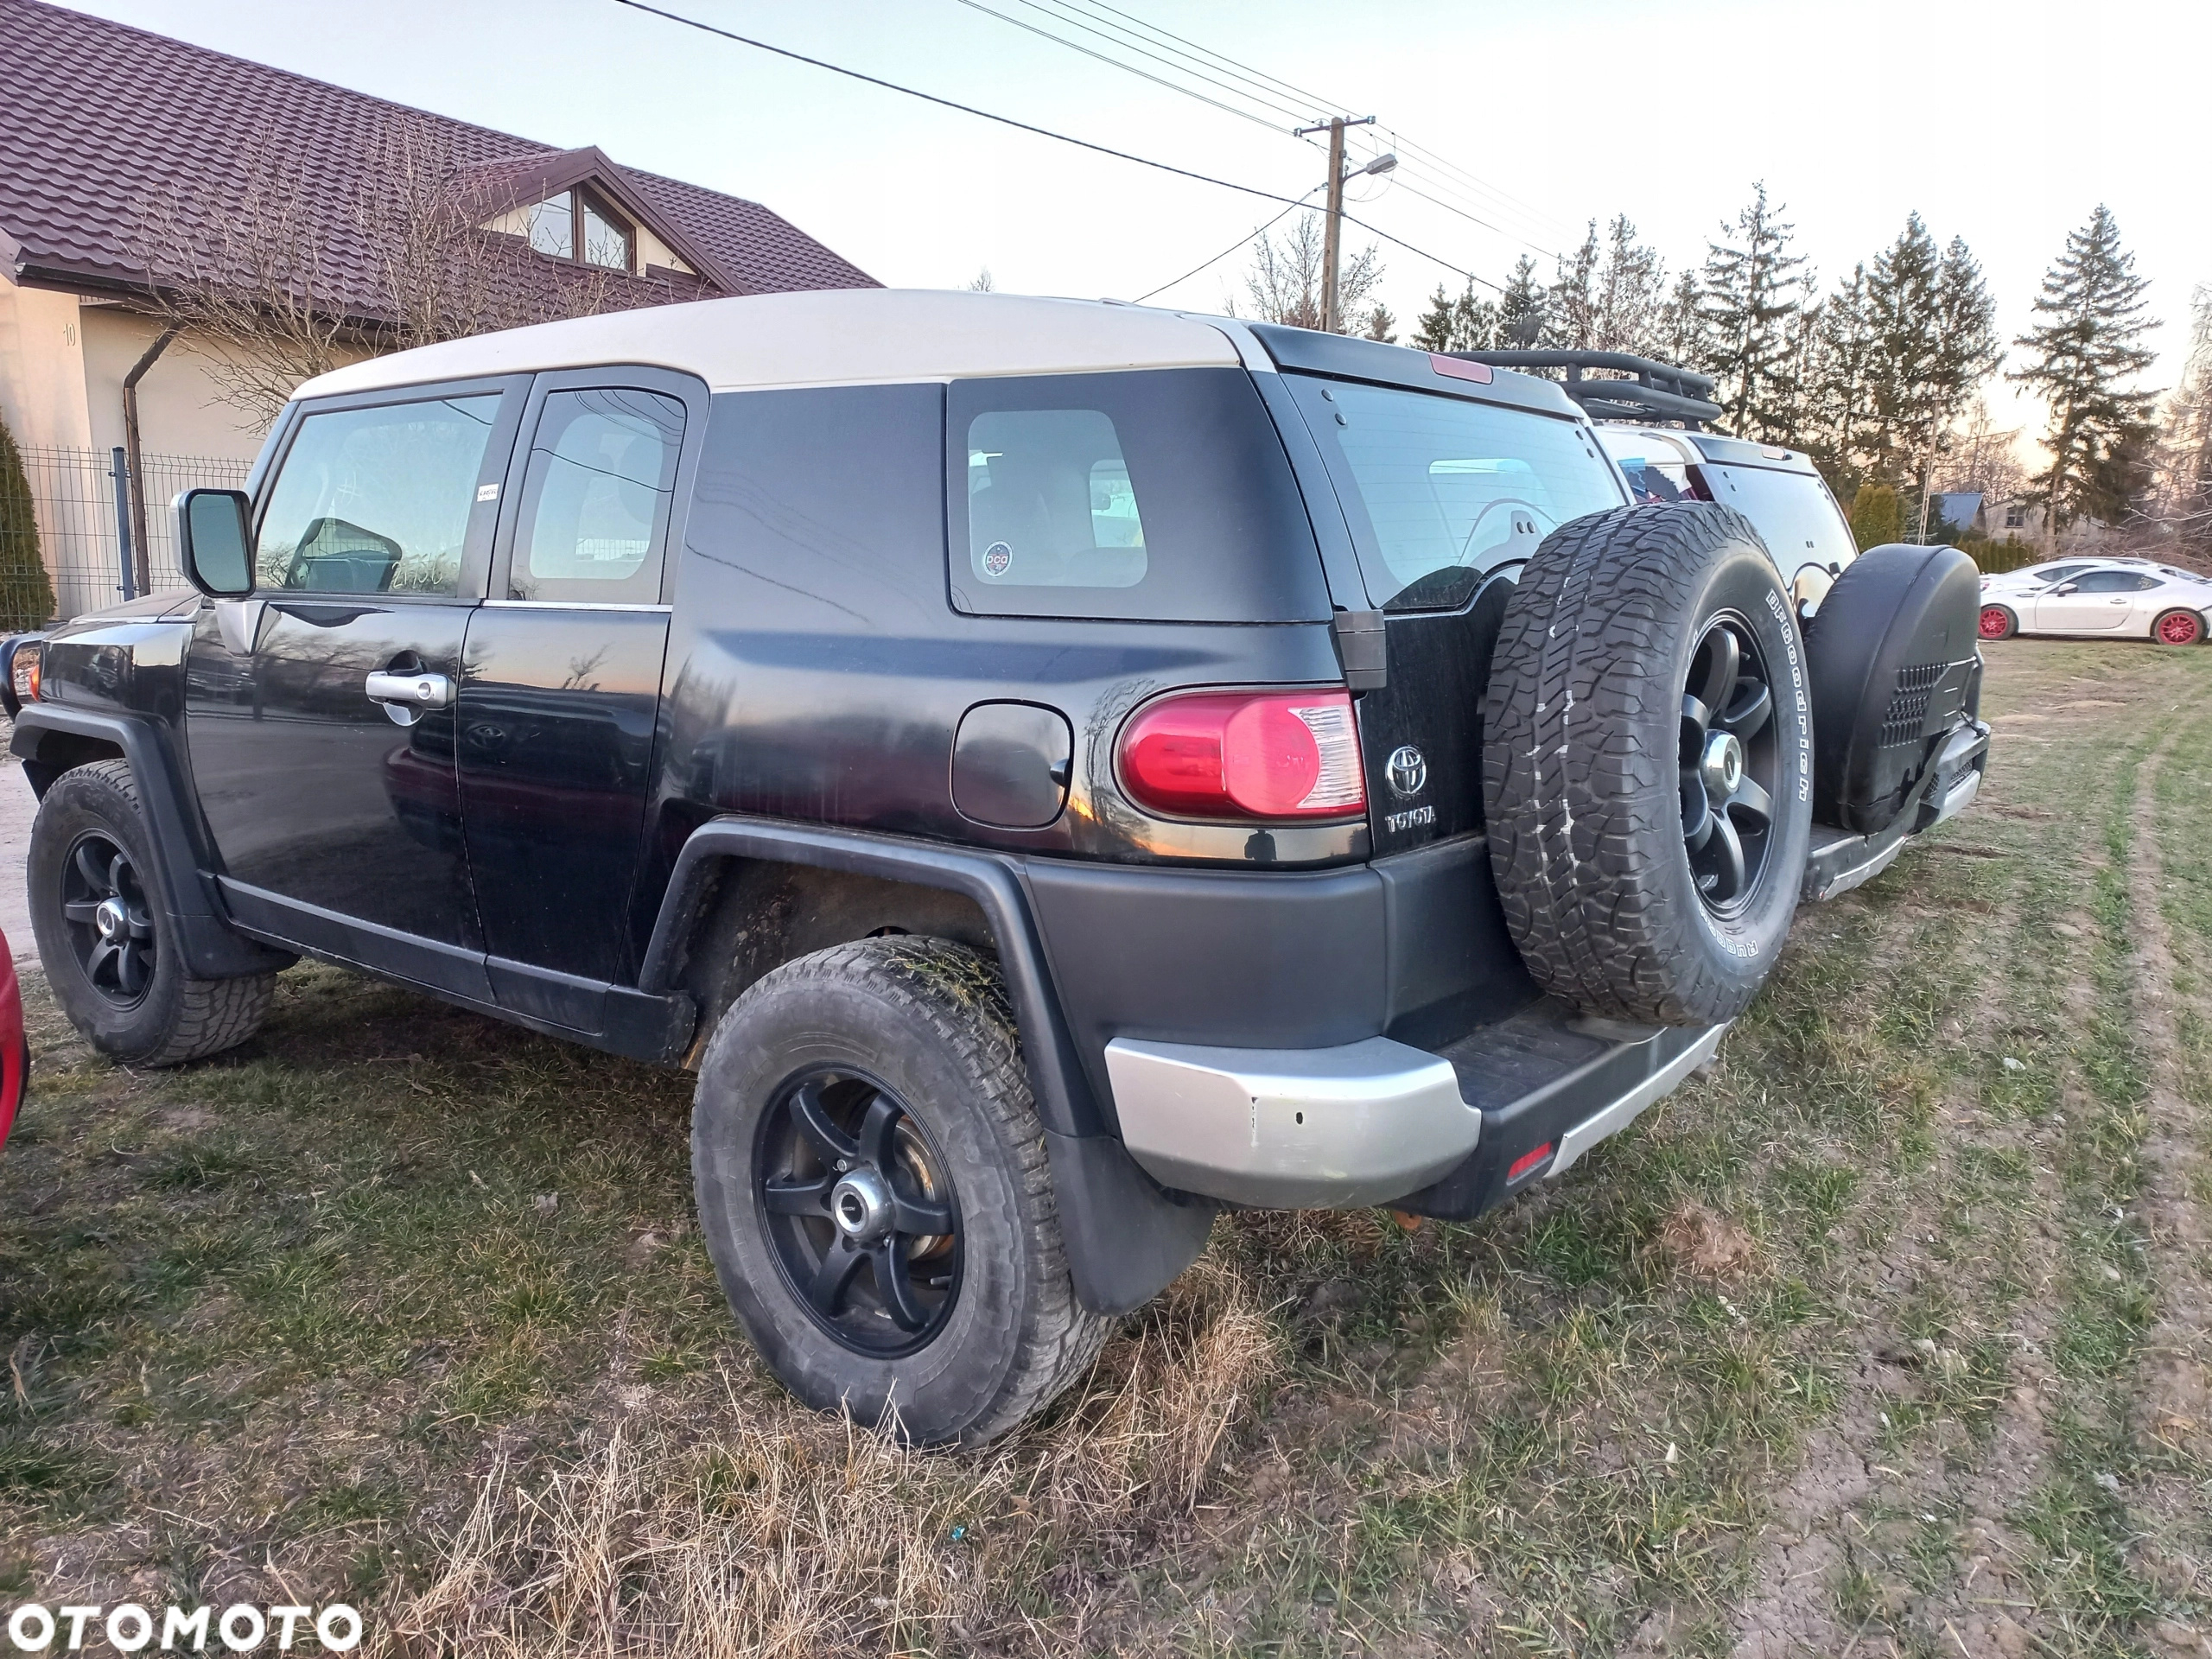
[108,446,137,602]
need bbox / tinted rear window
[1698,463,1857,573]
[947,369,1328,623]
[1287,375,1625,611]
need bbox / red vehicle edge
[0,931,25,1152]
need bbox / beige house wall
[3,270,383,619]
[79,303,278,463]
[0,271,93,451]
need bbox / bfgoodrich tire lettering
[691,937,1111,1446]
[1484,504,1815,1027]
[27,760,274,1066]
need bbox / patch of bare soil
[1721,893,2062,1659]
[1720,688,2150,1656]
[2111,743,2212,1630]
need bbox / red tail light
[1507,1141,1554,1182]
[1117,690,1365,821]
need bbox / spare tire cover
[1485,504,1813,1027]
[1806,543,1981,836]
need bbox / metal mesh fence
[18,446,251,621]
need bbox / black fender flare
[638,817,1215,1317]
[10,703,295,981]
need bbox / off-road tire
[692,937,1113,1446]
[1979,603,2018,641]
[1484,504,1814,1027]
[2152,607,2204,646]
[28,760,275,1066]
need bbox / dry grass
[383,1261,1275,1656]
[1653,1200,1758,1282]
[7,639,2212,1655]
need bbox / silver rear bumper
[1104,1035,1473,1207]
[1105,1017,1726,1210]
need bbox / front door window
[256,396,502,594]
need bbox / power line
[950,0,1564,262]
[952,0,1290,136]
[1052,0,1572,248]
[1132,188,1319,303]
[1027,0,1333,126]
[611,0,1492,288]
[960,0,1318,132]
[1073,0,1340,118]
[612,0,1307,209]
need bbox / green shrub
[1957,537,2043,575]
[0,414,54,630]
[1848,483,1902,551]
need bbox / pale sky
[56,0,2212,451]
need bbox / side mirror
[175,490,255,597]
[2051,582,2079,594]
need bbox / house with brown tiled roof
[0,0,874,616]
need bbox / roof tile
[0,0,875,318]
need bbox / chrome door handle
[365,670,454,709]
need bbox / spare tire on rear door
[1484,504,1813,1027]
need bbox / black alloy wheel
[1679,613,1780,914]
[755,1067,962,1357]
[60,830,157,1007]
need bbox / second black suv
[4,291,1990,1442]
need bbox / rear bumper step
[1105,1005,1725,1212]
[1803,719,1991,903]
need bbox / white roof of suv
[297,289,1249,401]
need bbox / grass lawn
[3,639,2209,1656]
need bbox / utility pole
[1294,115,1386,334]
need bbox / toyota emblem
[1386,744,1427,798]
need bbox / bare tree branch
[132,114,628,427]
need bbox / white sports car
[1978,559,2212,645]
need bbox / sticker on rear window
[983,540,1012,577]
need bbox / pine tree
[1699,183,1809,441]
[2155,284,2212,548]
[2010,204,2159,537]
[1657,269,1707,372]
[1363,304,1398,345]
[0,412,54,632]
[1545,221,1601,348]
[1923,234,2003,531]
[1412,285,1458,353]
[1497,256,1545,347]
[1853,216,2002,533]
[1808,264,1878,488]
[1591,214,1668,354]
[1410,283,1498,353]
[1452,287,1498,352]
[1862,213,1944,489]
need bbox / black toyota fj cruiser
[3,292,1990,1442]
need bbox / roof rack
[1451,350,1724,429]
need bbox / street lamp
[1293,115,1396,334]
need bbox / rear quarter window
[1287,375,1626,612]
[947,368,1329,623]
[1697,462,1857,574]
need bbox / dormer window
[524,188,632,272]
